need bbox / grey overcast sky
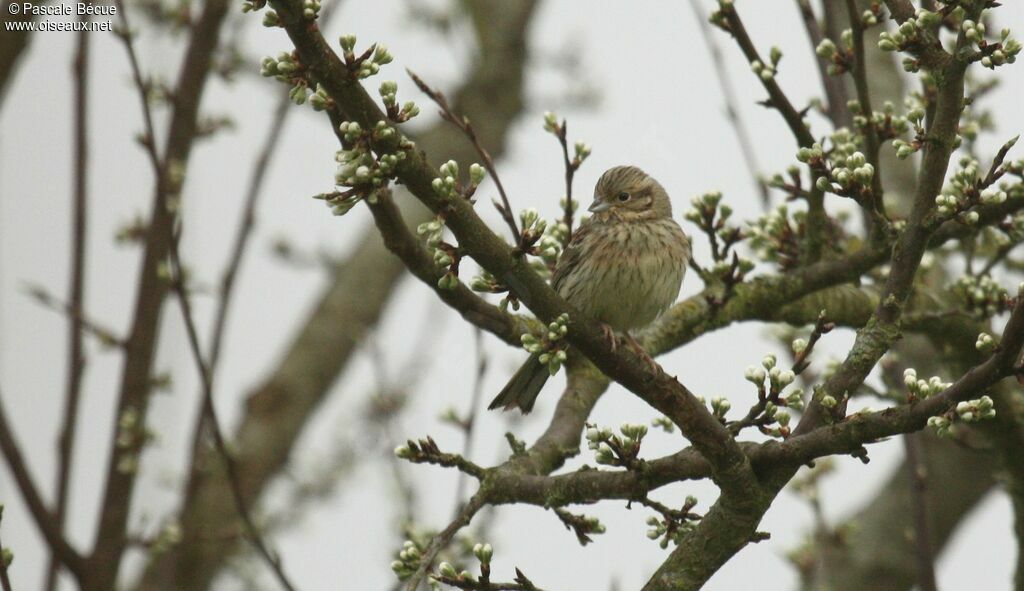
[2,0,1023,589]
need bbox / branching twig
[796,0,851,128]
[688,0,770,208]
[165,240,299,591]
[404,493,487,591]
[115,3,296,588]
[0,391,87,584]
[408,70,521,245]
[845,0,886,218]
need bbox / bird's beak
[588,200,612,213]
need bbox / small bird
[489,165,691,413]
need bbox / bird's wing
[551,221,594,295]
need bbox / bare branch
[408,70,521,245]
[0,391,88,583]
[46,19,91,589]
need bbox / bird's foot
[600,323,618,352]
[625,333,659,374]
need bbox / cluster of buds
[378,81,420,123]
[393,436,477,474]
[745,354,796,389]
[965,21,1022,69]
[884,94,928,155]
[878,18,924,53]
[540,110,591,168]
[261,9,280,27]
[815,34,852,76]
[747,204,804,268]
[521,313,570,375]
[708,396,731,420]
[975,332,999,354]
[542,111,561,134]
[953,274,1011,318]
[645,496,700,549]
[741,354,800,437]
[337,34,393,79]
[415,217,463,290]
[817,150,875,198]
[903,368,951,402]
[260,52,310,105]
[433,561,475,586]
[301,0,320,20]
[851,99,915,144]
[308,84,333,111]
[315,121,407,216]
[931,153,1014,223]
[431,160,486,201]
[585,423,647,468]
[390,539,426,581]
[534,230,563,271]
[651,415,675,433]
[469,268,501,293]
[683,191,743,264]
[515,209,565,276]
[572,142,592,167]
[241,0,266,12]
[748,47,782,82]
[518,208,548,248]
[957,396,997,422]
[928,396,997,437]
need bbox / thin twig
[687,0,770,209]
[181,0,346,511]
[452,328,487,518]
[46,18,90,590]
[796,0,852,128]
[115,4,296,588]
[166,237,299,591]
[552,119,581,239]
[24,286,125,348]
[404,493,487,591]
[0,391,87,583]
[407,70,521,244]
[903,433,939,591]
[845,0,886,218]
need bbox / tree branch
[0,391,88,583]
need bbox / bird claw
[625,333,659,374]
[600,323,618,352]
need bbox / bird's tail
[488,353,550,413]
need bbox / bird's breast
[558,219,689,332]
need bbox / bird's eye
[617,191,631,202]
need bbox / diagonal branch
[91,0,230,587]
[0,390,88,583]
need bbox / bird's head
[587,165,672,220]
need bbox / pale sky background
[1,1,1022,589]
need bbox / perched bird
[489,165,691,413]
